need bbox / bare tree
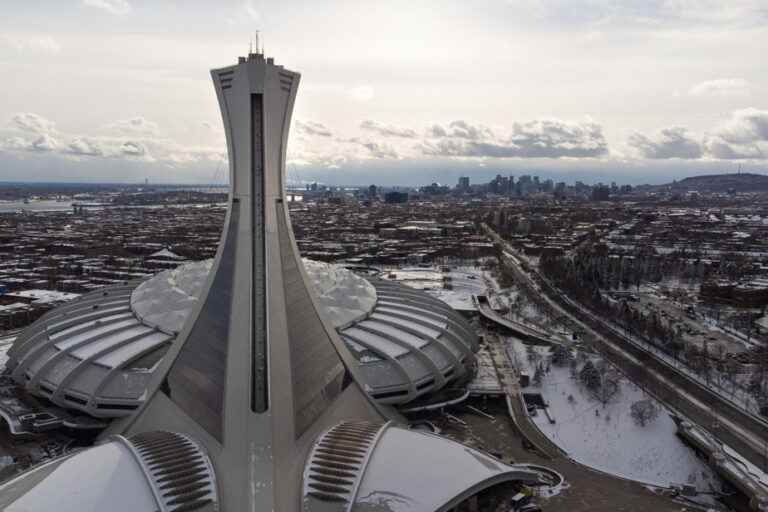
[630,399,659,427]
[551,344,573,366]
[595,362,621,407]
[581,360,621,406]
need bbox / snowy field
[507,338,720,491]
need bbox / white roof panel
[358,320,430,349]
[2,442,157,512]
[369,313,441,339]
[70,325,153,361]
[343,327,409,358]
[54,319,140,351]
[95,331,170,368]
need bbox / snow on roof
[148,248,183,259]
[7,289,80,304]
[131,260,213,334]
[302,259,377,327]
[1,441,158,512]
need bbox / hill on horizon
[655,172,768,193]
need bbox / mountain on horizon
[654,172,768,193]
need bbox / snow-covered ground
[506,338,720,492]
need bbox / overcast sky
[1,0,767,186]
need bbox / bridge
[474,295,561,346]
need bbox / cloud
[295,120,332,137]
[627,127,703,159]
[1,35,61,54]
[443,120,494,141]
[82,0,131,15]
[30,134,58,152]
[688,78,751,97]
[3,113,59,152]
[360,120,417,138]
[624,109,768,161]
[348,85,374,102]
[714,108,768,144]
[421,118,608,158]
[360,141,399,159]
[12,113,56,134]
[3,134,58,152]
[0,112,229,164]
[426,124,448,138]
[702,108,768,159]
[104,116,160,136]
[120,141,148,157]
[704,136,763,159]
[67,137,104,156]
[425,121,493,141]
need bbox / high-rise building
[592,183,611,201]
[384,190,408,203]
[0,51,553,512]
[554,181,567,200]
[457,176,470,190]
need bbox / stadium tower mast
[0,50,551,512]
[111,50,389,510]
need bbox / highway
[483,224,768,471]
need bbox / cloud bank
[420,119,608,158]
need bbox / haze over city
[1,0,767,185]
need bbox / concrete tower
[111,51,388,510]
[0,51,554,512]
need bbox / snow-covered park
[507,338,720,492]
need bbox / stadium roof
[5,260,477,416]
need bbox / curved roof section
[356,424,550,511]
[5,260,477,416]
[341,279,478,404]
[0,430,218,512]
[5,282,174,417]
[302,420,553,512]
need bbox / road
[484,224,768,471]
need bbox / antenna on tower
[249,35,253,54]
[254,30,261,54]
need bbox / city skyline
[1,0,767,184]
